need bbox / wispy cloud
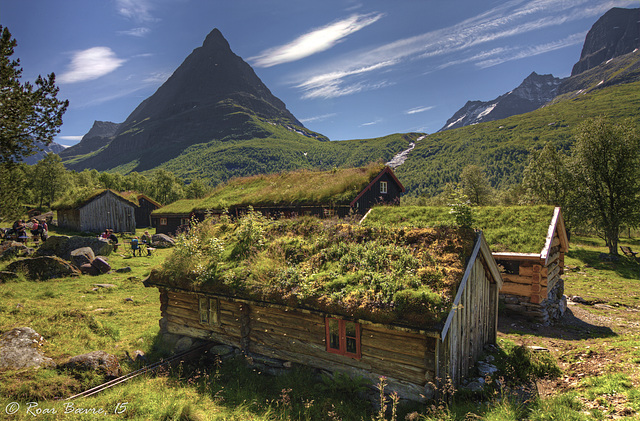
[115,0,156,22]
[118,27,151,37]
[361,119,382,127]
[59,47,126,84]
[299,113,337,123]
[292,0,618,99]
[58,136,83,142]
[143,71,172,84]
[405,106,434,115]
[250,13,383,67]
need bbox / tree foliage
[459,165,494,206]
[0,26,68,164]
[569,117,640,254]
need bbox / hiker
[107,230,119,252]
[141,231,151,245]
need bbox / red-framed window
[325,317,361,359]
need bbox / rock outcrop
[6,256,81,280]
[62,351,121,378]
[0,327,56,370]
[571,7,640,76]
[36,236,112,260]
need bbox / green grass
[364,205,556,253]
[3,222,640,420]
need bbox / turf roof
[362,205,557,254]
[52,189,138,210]
[152,163,387,216]
[147,216,479,329]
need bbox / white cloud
[143,71,172,84]
[57,136,83,142]
[118,27,151,37]
[361,119,382,127]
[250,13,383,67]
[299,113,337,123]
[292,0,619,100]
[59,47,126,84]
[405,106,434,115]
[115,0,156,22]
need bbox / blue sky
[2,0,635,145]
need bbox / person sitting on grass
[130,236,141,256]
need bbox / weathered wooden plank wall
[79,192,136,233]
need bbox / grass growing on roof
[152,210,477,328]
[52,188,138,210]
[364,205,556,253]
[151,163,386,216]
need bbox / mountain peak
[571,7,640,75]
[202,28,230,50]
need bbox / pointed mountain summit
[439,72,562,131]
[65,28,308,172]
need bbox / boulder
[115,267,132,273]
[80,263,99,276]
[36,236,112,260]
[151,233,175,248]
[70,247,95,267]
[0,243,35,261]
[6,256,81,280]
[91,257,111,274]
[62,351,121,378]
[0,327,56,370]
[0,271,18,282]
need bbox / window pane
[199,297,208,324]
[328,319,340,350]
[346,336,357,354]
[345,321,356,337]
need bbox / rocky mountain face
[65,29,306,172]
[23,140,66,165]
[59,121,120,159]
[572,7,640,76]
[439,72,562,131]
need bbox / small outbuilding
[362,205,569,324]
[151,164,404,235]
[120,191,162,228]
[53,189,137,233]
[144,218,503,401]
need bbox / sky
[2,0,637,146]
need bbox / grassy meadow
[1,221,640,420]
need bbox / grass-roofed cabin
[120,191,162,228]
[53,189,137,233]
[362,205,569,324]
[151,164,404,235]
[144,216,503,401]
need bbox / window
[180,218,190,226]
[199,297,219,326]
[380,181,388,194]
[325,318,361,359]
[160,218,167,226]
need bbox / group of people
[3,219,48,242]
[100,229,152,256]
[100,229,119,251]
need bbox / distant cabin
[362,205,569,324]
[120,191,162,228]
[53,189,137,233]
[151,164,404,235]
[144,222,503,401]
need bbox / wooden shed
[53,189,137,233]
[151,164,404,235]
[144,219,502,400]
[362,205,569,324]
[120,191,162,228]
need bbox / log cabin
[120,191,162,228]
[151,164,404,235]
[144,219,503,401]
[362,205,569,324]
[53,189,137,233]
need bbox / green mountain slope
[395,80,640,197]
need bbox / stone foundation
[500,278,566,325]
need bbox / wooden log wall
[497,232,566,323]
[440,257,495,386]
[157,289,436,401]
